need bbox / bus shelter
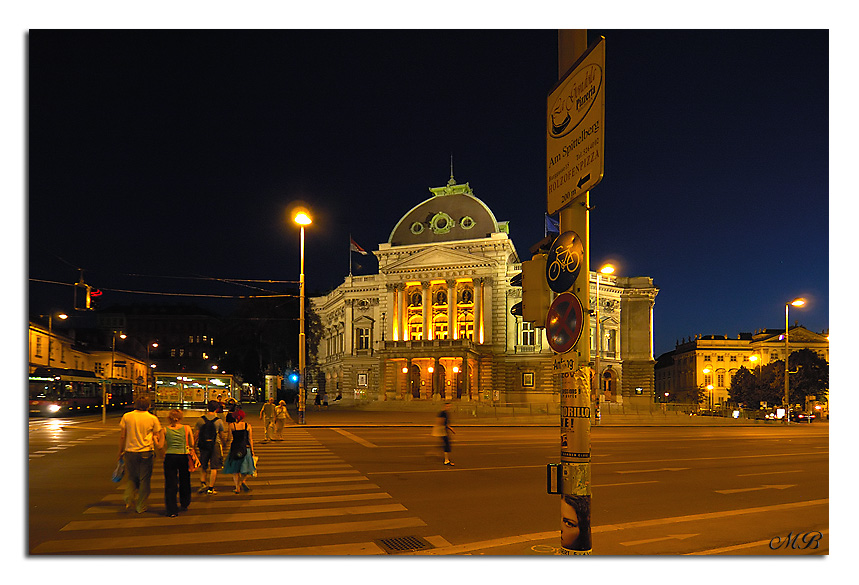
[154,372,236,410]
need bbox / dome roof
[388,178,503,247]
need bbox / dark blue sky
[27,29,829,357]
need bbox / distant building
[655,326,829,409]
[311,177,658,406]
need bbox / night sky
[26,28,830,358]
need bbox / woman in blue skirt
[223,410,255,493]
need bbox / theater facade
[310,177,658,407]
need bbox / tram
[28,367,134,416]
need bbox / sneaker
[197,484,209,494]
[444,461,454,466]
[205,487,217,495]
[241,482,251,492]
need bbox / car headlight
[47,404,61,413]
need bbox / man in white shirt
[118,396,164,513]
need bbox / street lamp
[702,366,713,411]
[784,298,806,425]
[39,312,68,369]
[293,209,312,425]
[107,331,127,423]
[593,263,614,423]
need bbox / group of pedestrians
[259,397,293,442]
[117,397,257,518]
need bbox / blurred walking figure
[274,400,291,440]
[162,409,194,517]
[260,398,276,443]
[314,392,322,410]
[224,410,256,493]
[433,402,455,466]
[118,396,164,513]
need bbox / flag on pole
[350,237,368,255]
[545,213,560,235]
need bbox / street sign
[546,230,584,294]
[547,37,605,214]
[546,292,585,354]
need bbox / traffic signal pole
[546,29,594,555]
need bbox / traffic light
[74,282,92,311]
[510,254,553,326]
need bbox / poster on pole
[547,37,605,215]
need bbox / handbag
[112,458,125,483]
[188,451,201,472]
[252,455,259,477]
[186,425,201,472]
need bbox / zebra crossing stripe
[62,503,409,531]
[33,517,427,554]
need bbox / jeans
[123,450,154,513]
[163,453,191,514]
[263,417,275,440]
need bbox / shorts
[198,444,223,470]
[441,436,451,453]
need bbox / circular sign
[546,292,584,354]
[546,231,584,293]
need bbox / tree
[787,348,829,407]
[728,366,757,407]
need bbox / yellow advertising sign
[547,37,605,214]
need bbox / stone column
[474,278,483,344]
[446,279,456,340]
[619,277,659,408]
[422,281,431,340]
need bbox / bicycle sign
[546,292,584,354]
[546,231,584,294]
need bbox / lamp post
[593,264,614,424]
[40,312,68,369]
[107,331,127,423]
[784,298,806,425]
[293,210,312,425]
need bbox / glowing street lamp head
[790,298,806,307]
[599,264,615,275]
[57,313,68,320]
[294,211,312,226]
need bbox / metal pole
[47,314,52,369]
[298,225,307,425]
[784,303,790,425]
[105,333,113,424]
[549,29,593,556]
[594,274,600,423]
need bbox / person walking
[118,396,164,513]
[274,399,291,440]
[433,402,455,466]
[260,397,276,443]
[194,400,227,495]
[162,409,195,517]
[223,410,256,493]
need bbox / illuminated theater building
[311,177,659,406]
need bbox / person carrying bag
[163,409,195,517]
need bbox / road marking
[685,529,829,555]
[714,484,795,495]
[616,467,689,474]
[332,428,378,447]
[596,451,827,466]
[736,469,803,477]
[414,499,829,555]
[224,540,388,555]
[33,517,428,554]
[596,499,827,532]
[593,480,658,488]
[62,503,408,531]
[86,492,393,514]
[620,533,699,546]
[367,464,545,475]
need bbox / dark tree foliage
[218,296,323,387]
[728,350,828,409]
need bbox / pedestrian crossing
[31,427,450,555]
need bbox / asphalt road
[27,409,828,556]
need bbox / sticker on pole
[546,292,584,354]
[546,231,584,294]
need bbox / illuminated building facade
[655,326,829,409]
[311,177,658,406]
